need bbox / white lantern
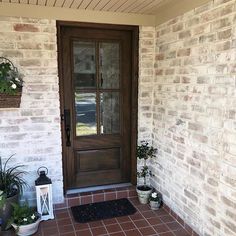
[35,167,54,221]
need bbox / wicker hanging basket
[0,57,22,108]
[0,92,22,108]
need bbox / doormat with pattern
[71,198,137,223]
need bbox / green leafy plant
[7,202,40,227]
[0,190,6,208]
[0,57,23,95]
[137,141,157,189]
[149,191,162,202]
[0,155,28,203]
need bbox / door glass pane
[100,43,119,89]
[73,41,96,88]
[75,92,97,136]
[100,92,120,134]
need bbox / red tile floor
[2,197,193,236]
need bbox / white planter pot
[136,186,152,204]
[12,218,41,236]
[149,200,161,210]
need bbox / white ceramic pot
[12,218,41,236]
[150,200,161,210]
[136,186,152,204]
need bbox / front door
[58,22,138,190]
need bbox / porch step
[54,185,137,210]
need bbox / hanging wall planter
[0,57,23,108]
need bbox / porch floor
[3,197,193,236]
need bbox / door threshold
[66,183,132,195]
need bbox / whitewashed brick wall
[138,26,155,143]
[146,0,236,235]
[138,26,155,186]
[0,17,63,204]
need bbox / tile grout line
[52,196,193,236]
[136,205,158,234]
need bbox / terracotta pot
[0,193,19,231]
[12,217,41,236]
[136,186,152,204]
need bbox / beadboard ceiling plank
[128,0,150,13]
[123,0,144,13]
[136,0,163,14]
[62,0,73,7]
[69,0,83,8]
[47,0,56,6]
[54,0,64,7]
[20,0,28,3]
[115,0,136,12]
[0,0,213,25]
[38,0,46,5]
[85,0,101,10]
[79,0,92,9]
[101,0,121,11]
[29,0,37,4]
[144,0,172,14]
[109,0,129,12]
[93,0,111,10]
[129,0,153,13]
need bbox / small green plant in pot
[149,191,162,210]
[0,155,28,231]
[136,141,157,204]
[8,202,41,236]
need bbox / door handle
[64,109,71,146]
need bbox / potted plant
[149,191,162,210]
[136,141,157,204]
[0,155,27,231]
[0,57,23,108]
[8,202,41,236]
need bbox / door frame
[57,21,139,193]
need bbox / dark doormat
[71,198,136,223]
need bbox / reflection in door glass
[73,41,96,88]
[100,92,120,134]
[75,93,97,136]
[100,43,119,89]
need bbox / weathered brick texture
[138,26,155,143]
[137,27,155,186]
[0,17,63,204]
[140,1,236,235]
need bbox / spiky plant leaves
[0,155,28,198]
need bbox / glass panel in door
[73,41,121,137]
[73,41,96,88]
[100,43,120,89]
[100,92,120,134]
[75,92,97,136]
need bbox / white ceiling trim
[0,2,155,26]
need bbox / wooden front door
[58,22,138,190]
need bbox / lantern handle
[37,166,48,176]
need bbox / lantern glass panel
[40,187,49,215]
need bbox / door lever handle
[64,109,71,146]
[65,127,71,146]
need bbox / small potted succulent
[0,155,28,231]
[8,202,41,236]
[136,141,157,204]
[0,57,23,108]
[149,191,162,210]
